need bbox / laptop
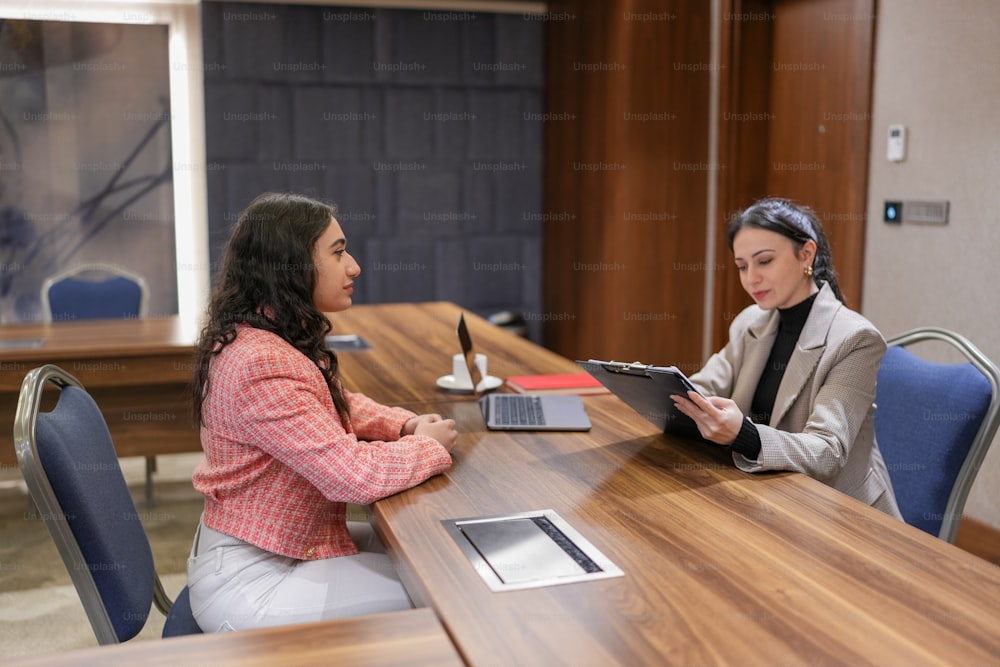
[455,313,591,431]
[577,359,703,437]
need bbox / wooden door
[714,0,876,351]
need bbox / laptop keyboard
[493,395,546,426]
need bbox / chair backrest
[874,327,1000,543]
[12,365,178,643]
[41,263,149,322]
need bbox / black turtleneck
[730,292,818,460]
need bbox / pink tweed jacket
[192,325,452,560]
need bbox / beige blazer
[689,283,902,518]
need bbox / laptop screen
[457,313,484,395]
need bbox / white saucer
[436,374,503,393]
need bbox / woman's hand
[403,413,459,451]
[671,391,744,445]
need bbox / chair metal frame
[40,262,150,323]
[883,326,1000,543]
[12,364,186,644]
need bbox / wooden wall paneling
[542,0,605,362]
[622,0,712,370]
[713,0,775,353]
[543,0,711,369]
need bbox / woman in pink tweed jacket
[186,192,457,632]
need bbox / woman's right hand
[413,414,459,451]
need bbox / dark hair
[191,192,350,426]
[726,197,845,304]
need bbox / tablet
[577,359,704,436]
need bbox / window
[0,1,207,322]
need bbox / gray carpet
[0,453,204,659]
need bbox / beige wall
[864,0,1000,528]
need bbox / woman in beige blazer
[673,198,902,518]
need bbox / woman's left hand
[671,391,745,445]
[402,413,443,437]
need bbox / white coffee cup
[452,353,487,391]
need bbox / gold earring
[804,266,814,277]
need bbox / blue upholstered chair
[41,263,159,505]
[874,327,1000,543]
[40,263,149,322]
[12,365,202,643]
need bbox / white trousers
[186,515,413,633]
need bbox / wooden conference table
[7,608,463,667]
[5,302,1000,665]
[335,303,1000,665]
[0,315,201,467]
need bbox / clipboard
[576,359,704,436]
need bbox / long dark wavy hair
[191,192,351,427]
[726,197,845,304]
